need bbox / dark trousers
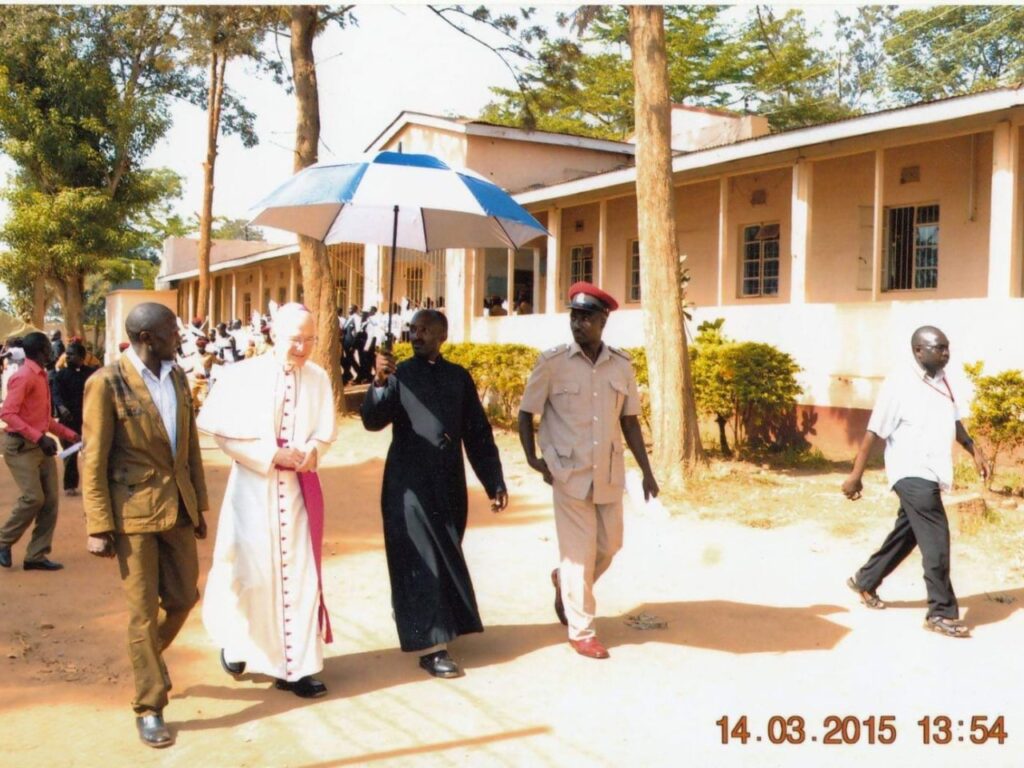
[854,477,958,619]
[58,416,82,491]
[341,343,358,383]
[358,340,376,383]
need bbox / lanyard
[923,375,955,403]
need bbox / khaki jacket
[82,356,209,535]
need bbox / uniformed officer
[518,282,659,659]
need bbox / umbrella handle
[384,204,399,354]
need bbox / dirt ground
[2,417,1024,768]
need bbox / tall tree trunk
[628,6,705,489]
[196,50,226,324]
[30,274,47,328]
[59,273,85,337]
[291,5,345,414]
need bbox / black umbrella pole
[384,204,399,352]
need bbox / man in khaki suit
[82,303,209,749]
[518,283,659,660]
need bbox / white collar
[126,345,174,382]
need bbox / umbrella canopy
[249,151,548,252]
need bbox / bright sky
[0,2,849,252]
[147,4,567,242]
[148,3,845,242]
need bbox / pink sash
[277,438,333,644]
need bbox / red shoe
[569,637,610,659]
[551,568,568,626]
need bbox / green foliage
[444,342,539,425]
[885,6,1024,105]
[729,7,857,130]
[0,6,193,326]
[964,361,1024,487]
[480,6,738,139]
[389,341,540,427]
[690,319,803,451]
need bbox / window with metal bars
[740,223,780,297]
[569,245,594,285]
[884,204,939,291]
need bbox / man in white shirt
[842,326,987,638]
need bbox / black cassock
[361,355,506,652]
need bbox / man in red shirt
[0,332,79,570]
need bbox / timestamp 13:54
[716,715,1007,745]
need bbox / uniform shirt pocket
[609,379,628,415]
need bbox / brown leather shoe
[551,568,568,625]
[569,637,610,659]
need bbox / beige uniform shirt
[520,342,641,504]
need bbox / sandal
[846,577,885,609]
[924,616,970,638]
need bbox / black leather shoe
[0,547,10,568]
[418,650,463,679]
[274,676,327,698]
[136,713,174,748]
[220,649,246,676]
[23,558,63,571]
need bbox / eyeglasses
[919,344,949,352]
[285,335,318,348]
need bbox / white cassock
[197,353,337,681]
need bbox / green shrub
[445,342,539,425]
[388,341,539,427]
[964,361,1024,489]
[691,319,803,453]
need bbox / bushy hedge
[964,361,1024,488]
[387,327,802,451]
[391,341,539,426]
[689,319,803,453]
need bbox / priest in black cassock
[362,309,508,678]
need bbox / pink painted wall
[881,133,991,299]
[807,152,875,303]
[676,180,721,309]
[466,136,632,194]
[723,167,792,306]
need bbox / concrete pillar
[231,272,237,321]
[790,159,812,304]
[187,280,195,321]
[506,247,515,311]
[532,248,542,311]
[597,198,608,287]
[288,256,297,303]
[988,121,1021,297]
[871,149,885,301]
[717,178,728,306]
[545,207,561,313]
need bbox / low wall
[466,297,1024,455]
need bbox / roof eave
[515,86,1024,206]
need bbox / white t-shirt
[867,362,961,491]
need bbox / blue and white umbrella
[250,150,548,252]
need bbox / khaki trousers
[0,433,59,562]
[115,515,199,715]
[552,485,624,641]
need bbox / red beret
[568,281,618,312]
[117,342,130,352]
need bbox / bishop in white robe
[197,304,337,698]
